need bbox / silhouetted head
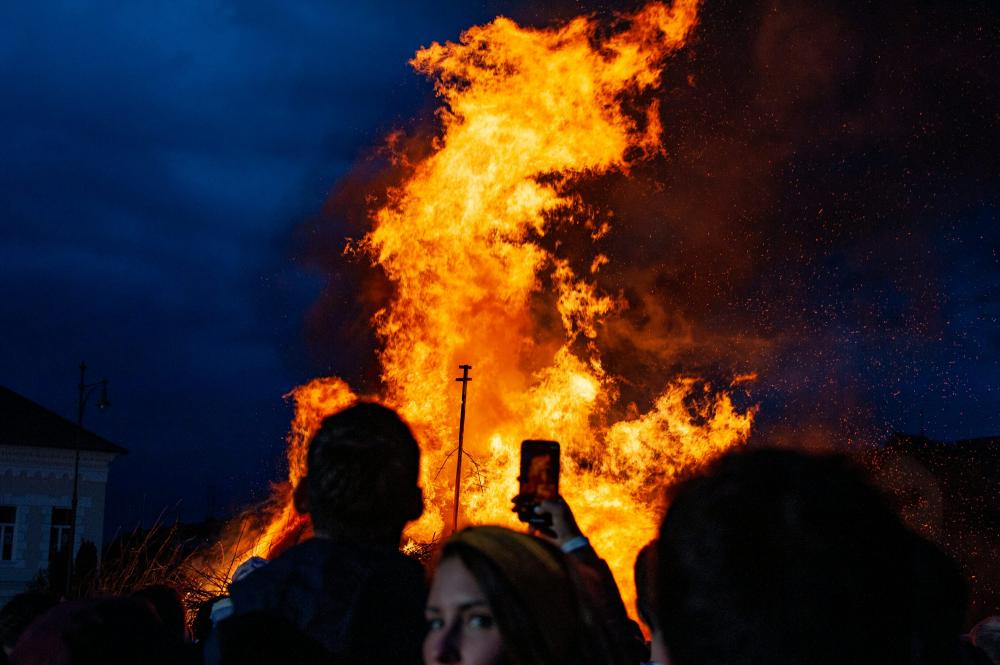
[0,592,58,654]
[655,448,929,665]
[215,611,331,665]
[971,617,1000,665]
[10,597,187,665]
[294,402,423,545]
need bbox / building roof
[0,386,127,455]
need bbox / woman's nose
[431,622,462,664]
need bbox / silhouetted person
[971,617,1000,665]
[0,592,57,657]
[193,595,227,646]
[654,448,970,665]
[425,525,633,665]
[222,402,426,665]
[531,497,647,664]
[214,611,332,665]
[10,597,189,665]
[634,542,659,661]
[905,532,985,665]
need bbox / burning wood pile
[203,0,756,614]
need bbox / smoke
[295,123,439,391]
[296,0,999,445]
[582,0,999,445]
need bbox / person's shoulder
[336,542,425,582]
[233,538,424,595]
[340,544,426,601]
[379,547,426,580]
[229,541,319,601]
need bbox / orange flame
[217,0,756,618]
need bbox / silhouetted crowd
[2,402,998,665]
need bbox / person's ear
[402,486,423,522]
[293,479,310,514]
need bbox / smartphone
[515,440,560,524]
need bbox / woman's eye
[426,617,445,631]
[467,613,495,629]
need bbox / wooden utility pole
[452,364,472,534]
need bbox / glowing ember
[214,0,756,617]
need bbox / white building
[0,386,125,606]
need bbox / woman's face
[424,556,504,665]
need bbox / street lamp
[67,361,110,595]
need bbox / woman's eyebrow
[424,600,490,613]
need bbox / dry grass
[80,521,230,621]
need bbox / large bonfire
[212,0,755,615]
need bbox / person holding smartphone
[423,525,633,665]
[531,496,648,665]
[513,440,646,663]
[423,439,644,665]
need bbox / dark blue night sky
[2,0,997,533]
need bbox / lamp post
[67,361,110,595]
